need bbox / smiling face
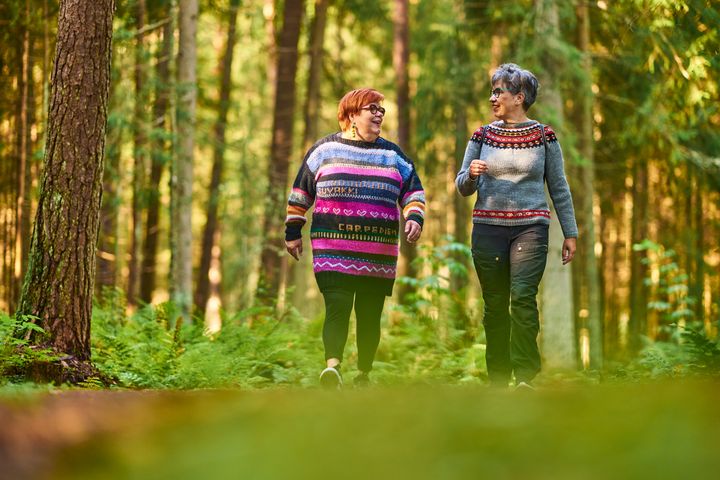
[489,82,525,121]
[350,103,385,142]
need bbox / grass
[50,380,720,480]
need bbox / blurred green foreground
[50,381,719,480]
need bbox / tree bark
[139,2,174,304]
[257,0,305,303]
[535,0,576,370]
[172,0,198,322]
[195,0,240,316]
[17,0,115,367]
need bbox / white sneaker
[515,381,536,392]
[319,367,343,389]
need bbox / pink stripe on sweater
[313,258,396,279]
[311,238,399,256]
[314,200,399,219]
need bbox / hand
[562,237,576,265]
[405,220,422,243]
[469,159,488,179]
[286,238,303,261]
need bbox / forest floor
[1,380,719,480]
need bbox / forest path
[1,381,718,480]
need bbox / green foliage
[387,238,486,383]
[632,240,720,377]
[91,295,321,389]
[0,312,58,383]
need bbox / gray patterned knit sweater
[455,120,578,238]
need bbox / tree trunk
[629,158,648,350]
[535,0,576,370]
[292,0,330,314]
[128,0,149,307]
[139,3,174,304]
[96,49,122,294]
[574,0,603,369]
[302,0,329,151]
[257,0,305,303]
[393,0,416,303]
[195,0,240,316]
[13,0,34,313]
[16,0,115,372]
[692,166,704,322]
[264,0,277,99]
[172,0,198,322]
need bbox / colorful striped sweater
[285,133,425,294]
[455,120,578,238]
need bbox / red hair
[337,88,385,130]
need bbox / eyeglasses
[362,104,386,116]
[490,88,512,98]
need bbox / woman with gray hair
[455,63,578,389]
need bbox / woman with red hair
[285,88,425,388]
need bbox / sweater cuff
[285,224,302,241]
[406,213,424,228]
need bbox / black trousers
[321,284,386,373]
[471,223,549,385]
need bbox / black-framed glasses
[490,87,512,98]
[362,104,386,116]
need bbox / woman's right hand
[286,238,303,261]
[469,159,488,179]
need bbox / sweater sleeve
[455,130,483,197]
[398,154,426,228]
[285,155,317,241]
[544,127,578,238]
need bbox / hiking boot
[319,366,343,390]
[354,371,370,387]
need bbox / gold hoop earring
[352,122,357,139]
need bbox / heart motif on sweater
[358,210,367,216]
[370,212,379,218]
[333,208,340,214]
[343,209,353,215]
[381,213,389,219]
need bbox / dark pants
[321,285,386,373]
[471,223,549,385]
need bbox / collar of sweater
[491,119,539,130]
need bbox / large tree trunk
[195,0,240,317]
[16,0,115,375]
[535,0,576,370]
[573,0,603,369]
[393,0,417,303]
[257,0,304,303]
[172,0,198,322]
[140,4,174,304]
[128,0,149,308]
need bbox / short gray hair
[491,63,539,111]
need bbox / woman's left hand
[405,220,422,243]
[562,237,576,265]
